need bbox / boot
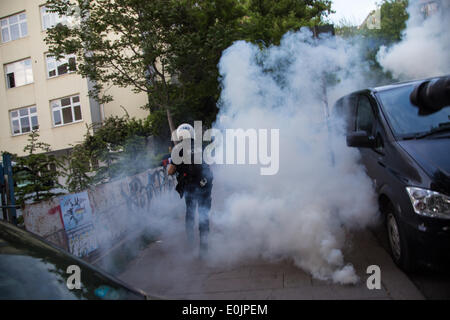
[199,233,208,260]
[186,228,195,251]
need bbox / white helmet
[175,123,194,141]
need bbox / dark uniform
[174,146,213,256]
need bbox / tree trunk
[166,107,176,139]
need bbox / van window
[356,95,375,135]
[377,84,450,137]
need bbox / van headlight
[406,187,450,219]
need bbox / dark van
[334,75,450,271]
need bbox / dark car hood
[398,138,450,193]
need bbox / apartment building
[419,0,441,17]
[0,0,149,157]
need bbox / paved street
[372,227,450,300]
[409,270,450,300]
[118,223,426,300]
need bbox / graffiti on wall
[48,205,61,216]
[121,167,175,211]
[23,166,174,258]
[44,228,69,251]
[66,223,97,257]
[60,191,98,257]
[60,191,93,231]
[22,197,64,243]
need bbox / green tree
[13,131,65,206]
[169,0,332,129]
[158,0,246,130]
[45,0,183,135]
[66,115,157,188]
[364,0,409,79]
[334,0,409,81]
[65,143,92,193]
[334,17,361,38]
[242,0,332,46]
[367,0,409,43]
[336,0,409,42]
[45,0,332,137]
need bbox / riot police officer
[167,123,213,259]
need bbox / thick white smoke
[377,0,450,80]
[207,29,379,284]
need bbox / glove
[162,157,172,167]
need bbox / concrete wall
[22,166,174,257]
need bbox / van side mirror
[347,131,376,148]
[410,76,450,115]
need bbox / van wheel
[386,205,414,272]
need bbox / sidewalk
[118,228,424,300]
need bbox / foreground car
[0,219,154,299]
[334,75,450,271]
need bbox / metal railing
[1,153,17,224]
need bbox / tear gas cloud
[206,29,379,284]
[377,0,450,80]
[109,1,450,286]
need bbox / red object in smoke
[48,205,61,216]
[48,205,65,228]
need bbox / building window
[40,5,68,30]
[4,58,34,89]
[51,95,82,127]
[10,106,39,136]
[46,53,76,78]
[1,12,28,43]
[421,1,439,18]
